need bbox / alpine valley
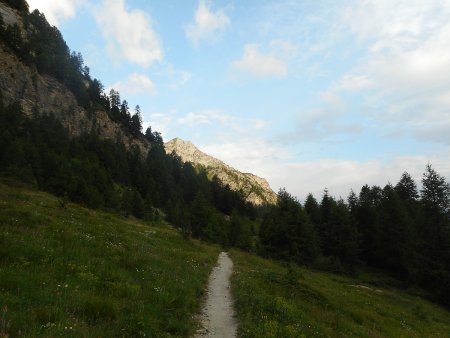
[1,1,450,337]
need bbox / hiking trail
[195,252,237,338]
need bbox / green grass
[0,180,220,337]
[3,179,450,337]
[230,250,450,338]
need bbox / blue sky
[27,0,450,199]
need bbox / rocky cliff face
[0,4,150,154]
[165,138,277,206]
[0,3,20,27]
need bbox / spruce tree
[418,164,450,304]
[304,193,321,226]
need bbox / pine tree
[421,164,450,214]
[130,106,143,136]
[347,190,358,214]
[260,189,320,264]
[377,184,415,281]
[418,164,450,304]
[304,193,321,226]
[395,172,419,202]
[325,199,360,273]
[355,185,380,265]
[190,192,212,239]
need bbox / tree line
[260,168,450,307]
[0,97,258,246]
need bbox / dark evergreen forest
[1,0,449,309]
[261,169,450,308]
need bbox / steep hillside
[165,138,277,206]
[0,2,149,154]
[0,179,220,336]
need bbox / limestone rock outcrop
[165,138,277,206]
[0,4,150,154]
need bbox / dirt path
[195,252,237,338]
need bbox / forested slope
[0,0,259,248]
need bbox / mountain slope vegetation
[0,1,450,336]
[1,179,449,337]
[231,250,450,337]
[0,179,220,337]
[0,0,259,249]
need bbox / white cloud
[337,0,450,144]
[109,73,157,96]
[279,91,363,143]
[202,139,292,164]
[177,110,234,126]
[334,74,373,92]
[232,43,288,78]
[27,0,84,26]
[185,0,230,45]
[143,113,173,138]
[95,0,163,67]
[200,139,292,182]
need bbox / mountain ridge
[0,3,150,154]
[164,137,277,206]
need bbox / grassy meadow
[2,178,450,338]
[0,179,220,337]
[230,250,450,338]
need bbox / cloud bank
[110,73,157,96]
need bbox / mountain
[0,2,150,154]
[0,0,258,225]
[164,138,277,206]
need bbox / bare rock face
[0,7,150,155]
[165,138,277,206]
[0,3,20,27]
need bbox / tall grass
[0,179,220,337]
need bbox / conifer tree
[377,184,415,280]
[418,165,450,303]
[260,189,320,264]
[325,199,360,273]
[395,171,419,202]
[304,193,321,226]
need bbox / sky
[27,0,450,200]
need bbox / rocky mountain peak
[164,138,277,206]
[166,138,197,155]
